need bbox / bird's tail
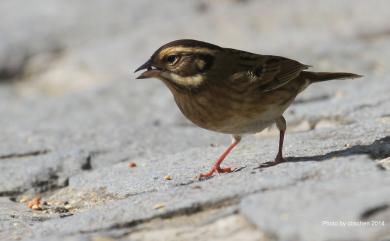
[302,71,362,83]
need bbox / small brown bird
[135,39,360,179]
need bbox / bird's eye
[166,55,179,65]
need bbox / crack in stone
[0,149,50,159]
[360,204,389,220]
[122,189,159,199]
[82,150,110,170]
[357,28,390,42]
[4,171,70,200]
[158,197,241,220]
[110,203,240,239]
[31,170,69,194]
[349,97,390,113]
[173,180,196,187]
[0,190,24,197]
[77,196,242,236]
[0,54,30,81]
[71,175,309,236]
[81,155,93,171]
[3,150,101,199]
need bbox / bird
[134,39,361,180]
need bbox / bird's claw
[256,156,286,169]
[198,166,233,180]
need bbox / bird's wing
[257,56,309,91]
[232,53,310,92]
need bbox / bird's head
[135,39,224,89]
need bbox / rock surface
[0,0,389,241]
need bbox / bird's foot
[198,166,233,180]
[257,155,286,168]
[274,155,286,163]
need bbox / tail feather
[302,71,362,83]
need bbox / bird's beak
[134,59,162,79]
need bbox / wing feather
[230,52,309,92]
[256,56,309,92]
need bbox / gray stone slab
[26,155,385,239]
[1,0,390,241]
[240,173,390,241]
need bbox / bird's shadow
[255,136,390,169]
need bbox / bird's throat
[160,72,205,88]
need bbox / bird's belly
[174,86,296,135]
[216,117,275,134]
[176,96,289,135]
[213,105,284,134]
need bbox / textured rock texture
[0,0,389,241]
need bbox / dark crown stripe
[157,39,222,52]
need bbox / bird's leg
[274,116,287,163]
[199,135,241,180]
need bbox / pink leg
[199,136,241,180]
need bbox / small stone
[164,175,172,180]
[92,236,116,241]
[378,116,390,124]
[153,203,165,210]
[335,90,346,97]
[377,157,390,170]
[64,204,73,210]
[19,196,29,203]
[31,204,41,210]
[128,162,137,168]
[27,197,41,209]
[314,119,338,129]
[54,206,69,213]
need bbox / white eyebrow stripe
[161,72,204,87]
